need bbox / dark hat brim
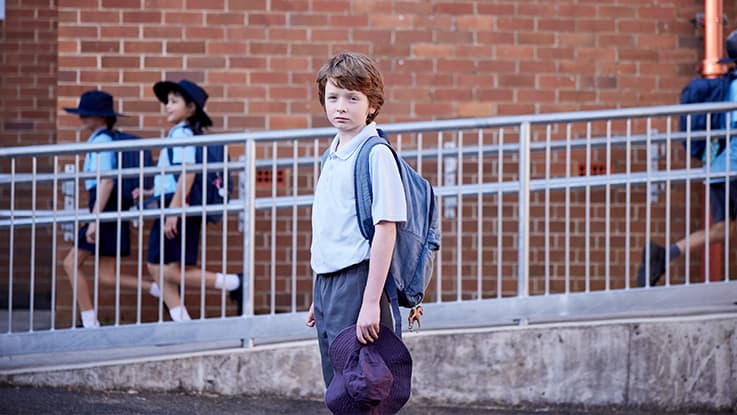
[718,57,737,64]
[63,107,126,117]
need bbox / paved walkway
[0,385,712,415]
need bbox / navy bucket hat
[718,29,737,64]
[64,90,125,117]
[153,79,212,127]
[325,325,412,415]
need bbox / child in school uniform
[62,90,166,328]
[305,53,407,386]
[137,79,243,321]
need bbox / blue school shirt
[153,122,197,198]
[83,128,115,191]
[709,71,737,181]
[310,122,407,274]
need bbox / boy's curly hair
[316,52,385,124]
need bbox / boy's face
[80,116,106,132]
[324,80,375,140]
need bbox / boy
[638,31,737,286]
[305,53,407,386]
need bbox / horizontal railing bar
[0,161,246,186]
[2,128,729,186]
[2,102,736,159]
[4,169,736,228]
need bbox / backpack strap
[353,130,404,338]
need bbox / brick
[227,0,266,10]
[188,56,226,69]
[250,71,289,84]
[164,11,203,24]
[433,2,473,15]
[124,41,163,53]
[497,17,534,31]
[249,42,288,55]
[123,10,163,23]
[145,56,183,68]
[313,0,348,13]
[100,25,140,38]
[80,10,120,23]
[456,15,494,31]
[477,2,515,16]
[412,43,453,58]
[269,28,309,41]
[229,56,268,69]
[185,26,225,39]
[145,0,183,7]
[369,14,413,29]
[102,56,140,68]
[537,18,575,32]
[186,0,224,9]
[164,71,205,83]
[143,26,182,38]
[80,41,120,53]
[102,0,142,7]
[289,13,327,26]
[248,12,286,26]
[207,41,247,55]
[206,12,245,25]
[354,29,393,43]
[207,71,247,83]
[226,27,267,40]
[167,41,206,54]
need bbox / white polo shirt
[311,122,407,275]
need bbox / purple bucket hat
[325,325,412,415]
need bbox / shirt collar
[169,121,189,137]
[89,127,108,142]
[329,122,378,160]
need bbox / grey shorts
[313,260,393,387]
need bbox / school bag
[679,71,736,161]
[106,130,155,210]
[321,129,441,337]
[168,144,234,224]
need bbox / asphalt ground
[0,385,727,415]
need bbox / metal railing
[2,102,737,356]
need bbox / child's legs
[97,257,155,292]
[147,262,184,307]
[313,261,393,387]
[676,182,736,254]
[62,248,94,312]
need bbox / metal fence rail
[2,102,737,356]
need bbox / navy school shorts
[146,195,202,266]
[76,188,131,257]
[708,180,737,222]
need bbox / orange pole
[702,0,726,78]
[701,0,725,281]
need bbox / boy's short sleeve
[89,132,115,171]
[368,145,407,224]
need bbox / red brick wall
[11,0,735,323]
[0,0,57,311]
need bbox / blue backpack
[679,72,736,160]
[107,130,154,210]
[168,145,234,224]
[353,130,441,336]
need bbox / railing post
[517,121,531,297]
[241,138,256,320]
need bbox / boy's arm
[85,178,115,243]
[356,220,396,344]
[164,171,196,239]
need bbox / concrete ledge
[2,313,736,411]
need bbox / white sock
[214,273,240,291]
[81,309,100,328]
[168,306,191,322]
[149,282,161,298]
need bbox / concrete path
[0,385,706,415]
